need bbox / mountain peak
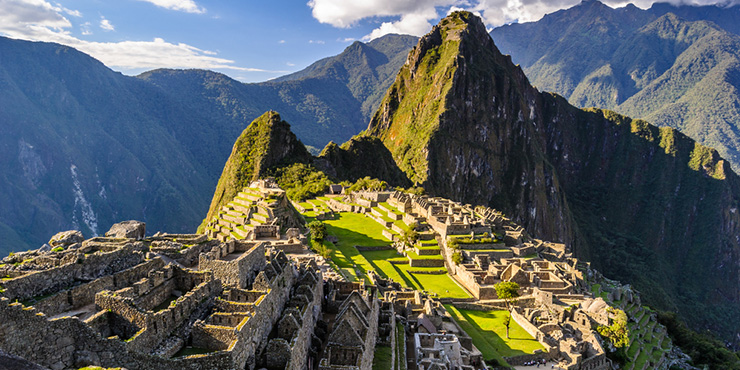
[199,111,311,231]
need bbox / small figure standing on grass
[494,281,520,339]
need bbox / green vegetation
[51,246,63,252]
[395,323,407,370]
[494,281,520,339]
[372,345,393,370]
[598,308,630,349]
[345,176,388,192]
[272,163,332,201]
[366,12,470,184]
[445,305,544,365]
[451,251,463,265]
[199,111,313,232]
[307,221,327,242]
[303,209,469,298]
[657,311,740,370]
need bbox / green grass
[445,305,545,362]
[302,207,470,298]
[395,323,406,370]
[372,345,393,370]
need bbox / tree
[307,221,327,242]
[313,241,332,259]
[494,281,520,339]
[401,223,419,248]
[598,308,630,349]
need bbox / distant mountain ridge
[0,34,417,253]
[491,0,740,170]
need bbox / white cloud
[80,21,91,35]
[0,0,265,73]
[309,39,325,44]
[286,62,295,66]
[99,17,114,31]
[308,0,740,40]
[136,0,205,14]
[278,39,286,44]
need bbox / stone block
[105,221,146,240]
[49,230,84,248]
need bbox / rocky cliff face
[365,11,740,338]
[200,111,312,230]
[315,137,410,186]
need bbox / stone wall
[408,258,445,268]
[284,268,323,370]
[2,242,146,301]
[0,297,235,370]
[199,241,266,289]
[94,267,220,353]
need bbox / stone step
[222,213,246,225]
[232,197,255,208]
[218,218,234,229]
[252,213,268,223]
[230,202,252,215]
[239,192,262,202]
[230,229,248,240]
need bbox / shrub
[452,251,463,265]
[307,221,327,242]
[51,246,64,252]
[447,237,460,250]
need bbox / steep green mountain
[200,111,312,229]
[363,11,740,343]
[0,34,415,253]
[491,1,740,170]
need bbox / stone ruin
[204,184,307,254]
[0,185,676,370]
[0,220,323,370]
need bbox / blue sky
[0,0,734,82]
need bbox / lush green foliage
[273,163,332,201]
[451,251,463,265]
[345,176,388,193]
[657,311,740,370]
[597,308,630,349]
[307,221,327,242]
[494,281,520,307]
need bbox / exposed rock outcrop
[48,230,84,248]
[105,220,145,239]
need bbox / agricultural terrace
[445,305,545,367]
[300,197,471,299]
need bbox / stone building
[319,283,380,370]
